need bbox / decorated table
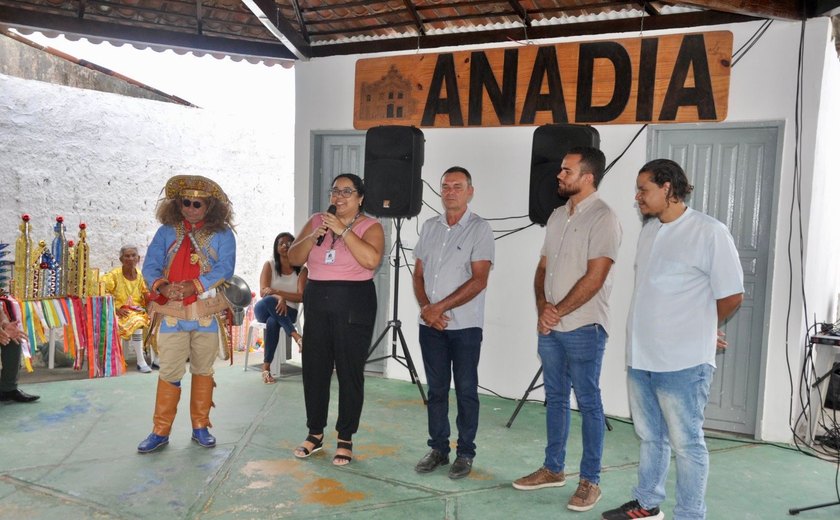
[4,214,123,377]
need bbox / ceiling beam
[507,0,531,26]
[241,0,311,60]
[195,0,203,35]
[0,6,296,61]
[810,0,840,16]
[310,10,756,58]
[525,1,637,16]
[412,0,502,14]
[677,0,802,20]
[402,0,426,35]
[305,8,413,28]
[640,1,661,17]
[290,0,310,43]
[301,0,380,12]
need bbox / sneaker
[601,499,664,519]
[512,466,566,490]
[137,364,152,373]
[567,478,601,512]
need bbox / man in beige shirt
[513,146,621,512]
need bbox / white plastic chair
[242,319,266,372]
[244,304,303,377]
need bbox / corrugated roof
[0,1,809,62]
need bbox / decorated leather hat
[164,175,229,204]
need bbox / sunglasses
[182,199,203,209]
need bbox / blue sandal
[293,434,323,458]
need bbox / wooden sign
[354,31,732,129]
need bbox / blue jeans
[538,324,606,483]
[418,325,482,459]
[253,298,298,365]
[629,364,714,520]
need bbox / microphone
[315,204,337,246]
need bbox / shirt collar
[436,208,473,228]
[662,206,693,226]
[563,191,600,216]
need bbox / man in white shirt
[413,166,494,480]
[601,159,743,520]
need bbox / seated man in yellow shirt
[101,245,155,372]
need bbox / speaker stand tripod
[788,364,840,514]
[366,218,428,404]
[506,366,544,428]
[789,501,839,515]
[506,365,612,431]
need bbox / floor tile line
[185,382,283,518]
[0,473,138,519]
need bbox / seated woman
[253,232,307,384]
[101,245,154,373]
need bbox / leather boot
[137,379,181,453]
[190,374,216,448]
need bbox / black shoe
[415,449,449,473]
[151,363,160,370]
[601,500,664,520]
[0,389,40,403]
[448,456,473,479]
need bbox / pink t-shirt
[306,214,380,281]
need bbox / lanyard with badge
[325,212,361,265]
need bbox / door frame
[309,129,367,214]
[647,120,785,437]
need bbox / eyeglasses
[328,188,358,198]
[182,199,203,209]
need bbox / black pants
[0,340,22,392]
[302,280,377,440]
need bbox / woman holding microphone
[288,173,384,466]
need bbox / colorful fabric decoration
[14,295,123,378]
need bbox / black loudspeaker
[364,125,424,218]
[529,124,600,225]
[824,364,840,410]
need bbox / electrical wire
[485,214,530,221]
[422,179,440,198]
[419,177,533,239]
[494,222,536,240]
[784,17,816,457]
[603,123,647,178]
[731,20,773,67]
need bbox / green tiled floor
[2,357,839,519]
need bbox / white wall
[0,69,295,292]
[797,22,840,439]
[294,19,839,442]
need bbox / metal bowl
[222,275,252,308]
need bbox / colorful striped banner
[9,296,123,378]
